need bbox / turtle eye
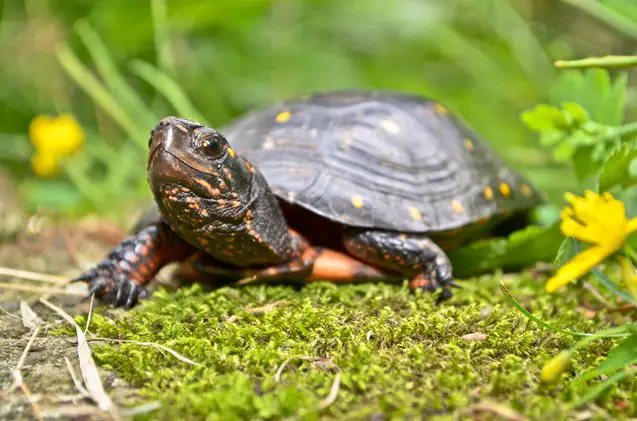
[194,131,226,159]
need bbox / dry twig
[318,372,341,410]
[39,298,115,414]
[0,281,84,297]
[274,356,327,383]
[65,357,91,398]
[582,282,613,308]
[274,355,342,417]
[0,266,68,285]
[247,300,289,314]
[5,324,44,420]
[469,401,528,421]
[87,337,200,366]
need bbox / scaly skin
[72,223,194,308]
[342,228,458,302]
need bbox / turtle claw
[436,285,454,304]
[448,279,462,289]
[73,265,148,309]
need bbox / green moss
[77,274,635,420]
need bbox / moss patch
[76,274,635,420]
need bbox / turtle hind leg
[341,228,458,301]
[190,228,398,286]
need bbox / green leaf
[552,139,577,161]
[548,69,627,125]
[538,130,564,147]
[520,105,565,132]
[572,146,600,181]
[449,222,563,278]
[598,331,637,373]
[554,237,575,268]
[598,142,637,191]
[562,102,589,124]
[586,68,612,123]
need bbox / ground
[0,173,636,421]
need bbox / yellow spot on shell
[434,103,448,115]
[464,139,474,151]
[499,183,511,197]
[520,183,533,198]
[228,147,235,158]
[380,119,400,134]
[483,186,494,201]
[276,111,292,123]
[409,207,422,221]
[451,200,464,214]
[351,195,364,209]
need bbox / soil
[0,171,140,420]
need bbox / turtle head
[147,117,255,229]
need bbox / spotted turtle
[74,90,544,308]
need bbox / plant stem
[613,121,637,138]
[555,55,637,70]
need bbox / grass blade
[151,0,175,75]
[129,59,208,124]
[499,281,629,338]
[572,368,636,407]
[55,45,147,148]
[74,20,157,129]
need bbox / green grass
[71,274,636,420]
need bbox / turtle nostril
[158,117,173,128]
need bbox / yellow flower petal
[28,113,85,156]
[545,245,613,292]
[541,352,570,383]
[31,152,59,177]
[549,191,636,293]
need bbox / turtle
[73,90,544,309]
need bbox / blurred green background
[1,0,636,222]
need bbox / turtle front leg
[342,228,458,301]
[73,222,195,308]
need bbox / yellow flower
[28,113,85,177]
[541,352,570,383]
[546,190,637,292]
[31,152,60,177]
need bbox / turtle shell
[222,90,543,233]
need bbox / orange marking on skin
[191,178,218,197]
